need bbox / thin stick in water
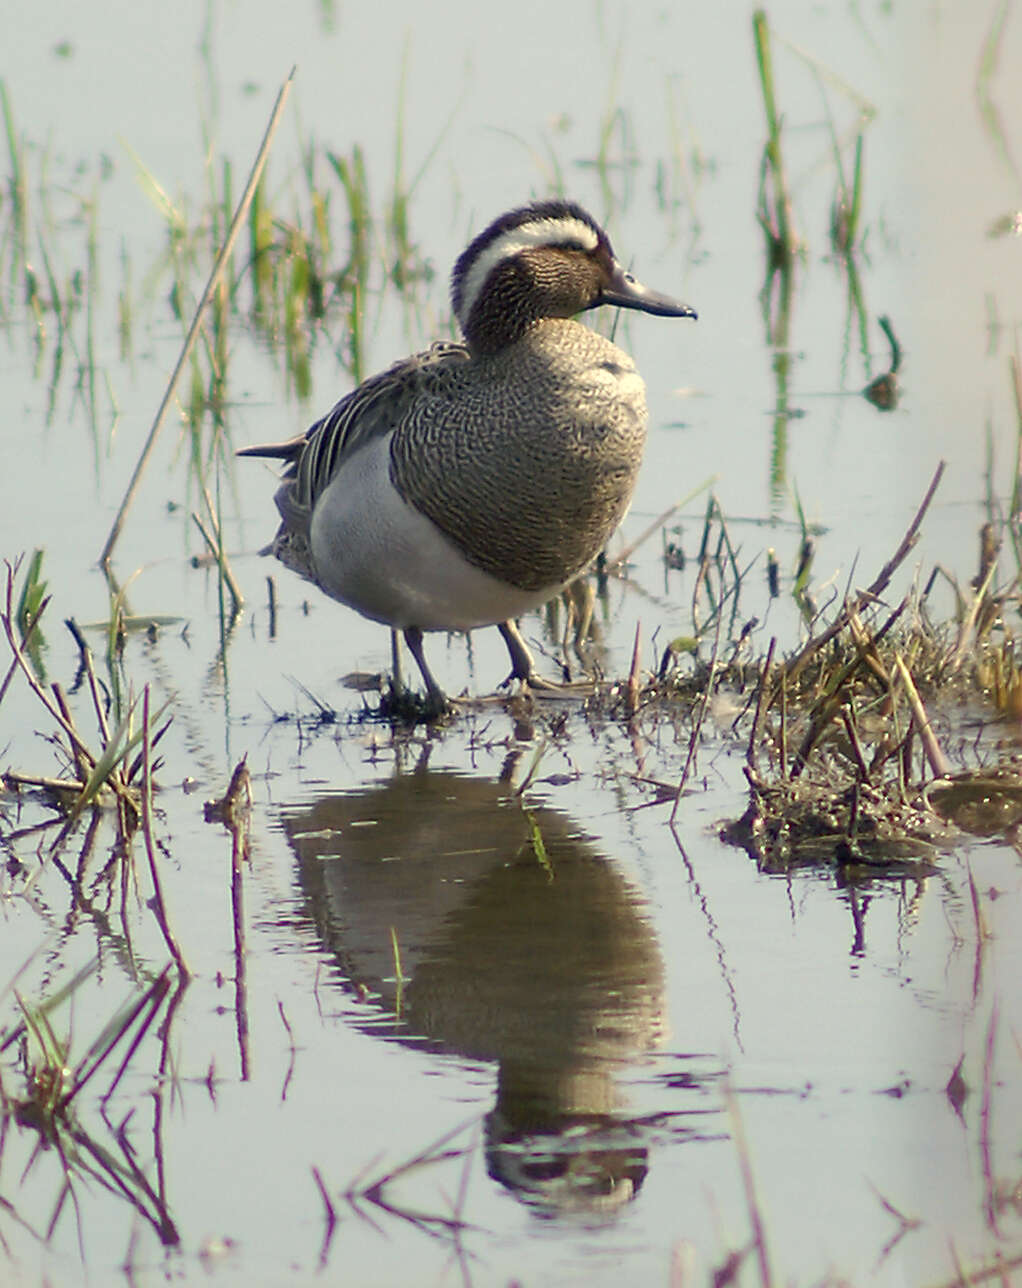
[141,686,191,979]
[100,68,295,567]
[892,653,949,779]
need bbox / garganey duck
[241,200,696,711]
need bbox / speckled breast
[389,323,649,593]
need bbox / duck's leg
[390,629,404,690]
[403,626,447,711]
[498,619,538,686]
[498,618,595,696]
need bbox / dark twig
[312,1167,338,1269]
[979,1001,1000,1237]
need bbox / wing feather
[238,340,469,522]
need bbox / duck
[240,199,696,711]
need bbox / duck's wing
[238,341,468,582]
[238,340,469,513]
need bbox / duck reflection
[281,768,665,1216]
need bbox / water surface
[2,3,1021,1284]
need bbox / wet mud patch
[720,768,951,875]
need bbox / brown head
[450,200,697,355]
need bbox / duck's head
[451,199,697,355]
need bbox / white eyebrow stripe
[455,215,600,326]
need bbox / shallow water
[2,2,1022,1285]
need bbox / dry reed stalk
[2,770,86,795]
[840,706,870,782]
[0,588,48,707]
[190,508,244,617]
[785,461,945,684]
[100,68,295,566]
[892,654,949,778]
[625,622,642,715]
[725,1083,774,1288]
[745,636,776,772]
[946,559,998,673]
